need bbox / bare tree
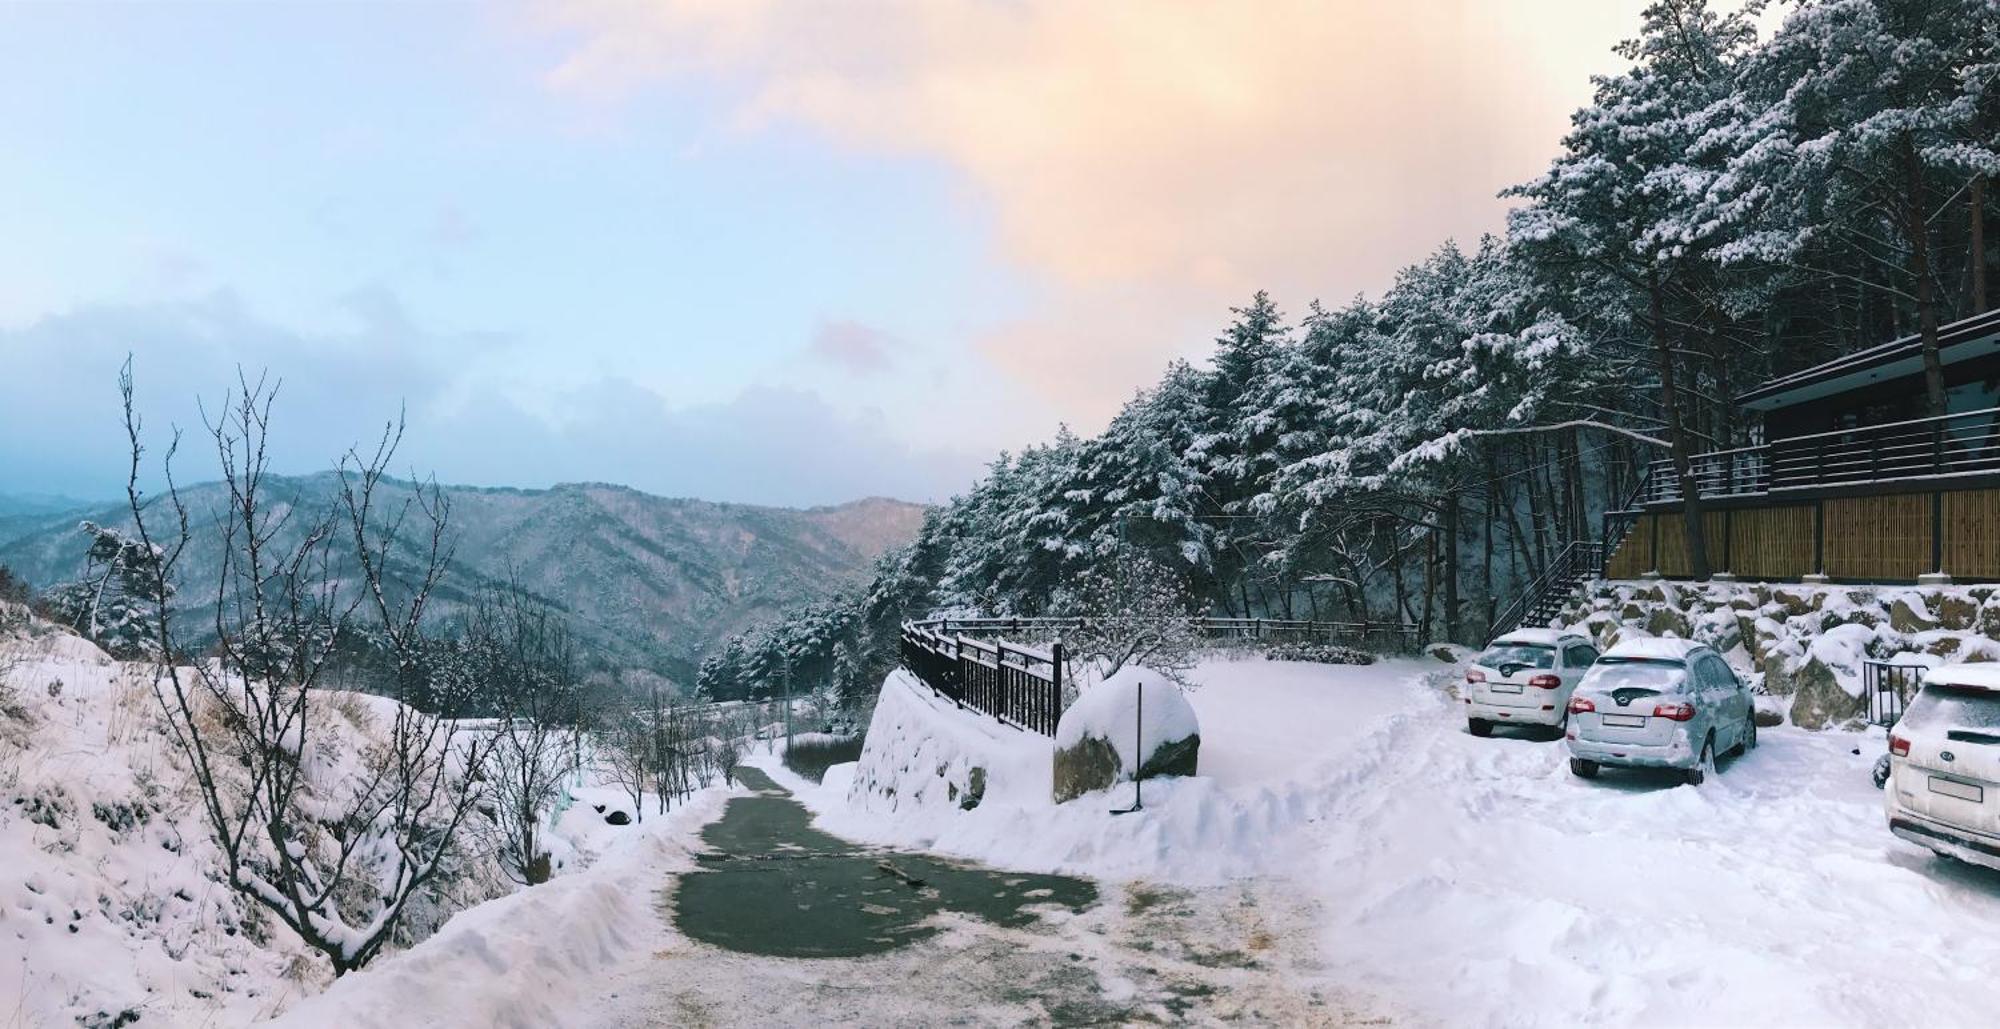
[466,586,584,883]
[1052,549,1203,694]
[121,365,492,976]
[600,711,652,823]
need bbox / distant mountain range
[0,478,926,683]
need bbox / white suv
[1885,664,2000,872]
[1464,629,1599,737]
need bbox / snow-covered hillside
[784,651,2000,1027]
[1,611,338,1026]
[0,605,649,1026]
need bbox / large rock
[1934,594,1979,632]
[1788,658,1865,730]
[1051,668,1200,803]
[1889,597,1936,633]
[1772,589,1819,617]
[1645,607,1691,639]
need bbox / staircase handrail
[1490,539,1604,639]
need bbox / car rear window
[1901,685,2000,732]
[1584,658,1685,690]
[1476,644,1554,670]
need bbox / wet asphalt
[671,766,1097,959]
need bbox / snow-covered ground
[799,652,2000,1027]
[0,606,734,1028]
[270,785,736,1029]
[795,655,1434,883]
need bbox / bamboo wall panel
[1656,511,1728,578]
[1942,489,2000,581]
[1606,516,1655,579]
[1824,494,1931,580]
[1726,505,1815,580]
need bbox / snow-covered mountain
[0,477,926,682]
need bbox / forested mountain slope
[0,477,924,682]
[701,0,2000,699]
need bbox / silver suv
[1564,638,1756,785]
[1885,664,2000,871]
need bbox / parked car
[1564,638,1755,785]
[1463,629,1599,737]
[1884,664,2000,871]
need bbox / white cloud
[0,294,980,506]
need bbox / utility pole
[782,649,794,752]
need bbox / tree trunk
[1904,137,1947,417]
[1974,175,1988,314]
[1388,519,1409,627]
[1524,440,1550,572]
[1419,527,1436,644]
[1651,268,1711,579]
[1482,451,1497,639]
[1443,488,1462,643]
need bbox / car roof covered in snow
[1489,628,1579,647]
[1601,637,1706,662]
[1922,663,2000,692]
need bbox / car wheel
[1871,753,1892,789]
[1468,719,1493,738]
[1569,757,1599,779]
[1686,736,1716,786]
[1741,713,1758,753]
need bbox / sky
[0,0,1688,508]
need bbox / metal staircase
[1489,539,1608,638]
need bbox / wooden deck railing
[1628,405,2000,509]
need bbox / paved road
[674,767,1097,958]
[603,768,1382,1027]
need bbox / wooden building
[1606,307,2000,583]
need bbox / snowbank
[269,786,733,1029]
[791,656,1440,883]
[844,668,1054,819]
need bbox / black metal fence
[900,621,1066,735]
[1862,659,1927,727]
[898,615,1419,737]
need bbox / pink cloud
[541,0,1641,427]
[808,319,898,375]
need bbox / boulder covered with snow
[1789,657,1866,729]
[1051,667,1199,803]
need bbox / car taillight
[1889,734,1910,757]
[1466,669,1486,684]
[1568,696,1595,714]
[1652,702,1696,722]
[1529,674,1561,689]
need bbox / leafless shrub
[1050,549,1202,697]
[120,364,493,976]
[462,586,583,885]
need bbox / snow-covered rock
[1558,580,2000,730]
[1051,667,1199,803]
